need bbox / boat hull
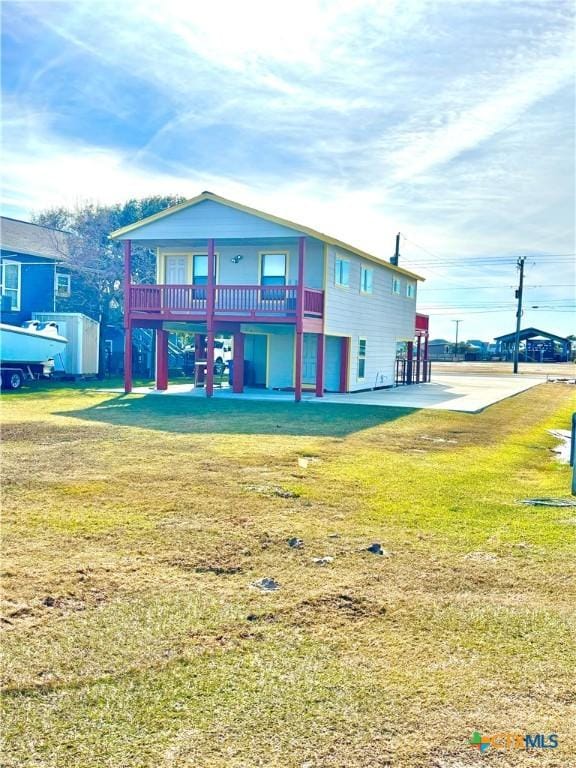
[0,323,68,364]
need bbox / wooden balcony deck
[129,284,324,322]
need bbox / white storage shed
[32,312,99,375]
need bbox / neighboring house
[110,192,429,399]
[0,217,99,376]
[428,339,454,360]
[494,328,572,363]
[0,216,72,325]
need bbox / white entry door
[165,256,188,284]
[302,333,317,384]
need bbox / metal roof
[0,217,70,261]
[494,327,572,344]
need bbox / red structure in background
[396,313,430,385]
[415,313,430,383]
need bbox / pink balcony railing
[214,285,297,314]
[129,284,323,318]
[304,288,324,316]
[130,285,207,312]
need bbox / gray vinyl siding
[325,246,417,391]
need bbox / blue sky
[1,0,574,340]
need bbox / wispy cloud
[1,0,574,338]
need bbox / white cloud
[2,0,574,339]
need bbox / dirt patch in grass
[1,421,108,444]
[296,592,387,621]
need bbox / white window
[55,272,71,298]
[335,256,350,287]
[360,266,373,294]
[406,282,415,299]
[260,253,287,286]
[192,254,209,285]
[1,260,21,310]
[392,277,401,295]
[357,338,367,379]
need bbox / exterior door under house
[302,333,317,386]
[109,191,428,400]
[244,334,267,386]
[324,336,343,391]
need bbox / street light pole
[452,319,462,361]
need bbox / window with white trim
[192,254,209,285]
[55,272,71,298]
[260,253,287,286]
[335,256,350,287]
[392,277,401,295]
[357,338,367,379]
[261,252,287,300]
[360,266,373,294]
[406,282,416,299]
[1,260,21,310]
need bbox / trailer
[0,359,55,390]
[0,321,67,390]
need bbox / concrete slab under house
[109,192,430,401]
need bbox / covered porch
[123,236,325,402]
[126,320,331,402]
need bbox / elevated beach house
[110,192,429,399]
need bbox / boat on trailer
[0,321,68,389]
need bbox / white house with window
[111,191,427,398]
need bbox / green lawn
[1,381,575,767]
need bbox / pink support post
[232,332,244,393]
[315,333,324,397]
[416,335,422,384]
[155,329,169,390]
[124,322,133,394]
[294,237,305,401]
[406,341,414,385]
[206,332,215,397]
[340,337,349,393]
[295,331,303,402]
[205,239,215,397]
[123,240,132,393]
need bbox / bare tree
[34,196,185,376]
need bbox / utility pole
[391,233,401,266]
[513,256,526,374]
[452,319,462,361]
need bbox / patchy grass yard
[1,381,575,767]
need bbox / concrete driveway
[315,373,546,412]
[109,373,548,413]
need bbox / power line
[421,284,576,291]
